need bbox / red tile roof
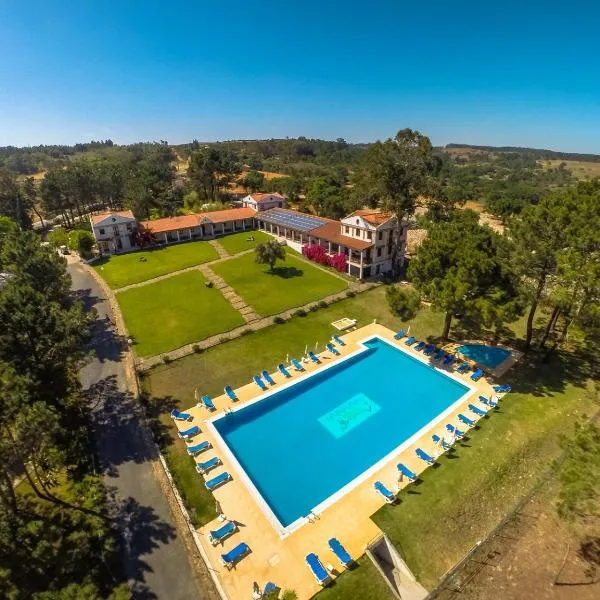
[90,210,135,225]
[346,209,395,226]
[248,192,284,204]
[140,208,256,234]
[310,221,373,251]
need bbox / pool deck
[174,323,502,599]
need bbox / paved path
[208,239,230,259]
[70,261,211,600]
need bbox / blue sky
[1,0,599,151]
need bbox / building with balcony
[255,208,404,279]
[90,210,137,254]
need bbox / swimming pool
[209,336,472,532]
[458,343,511,369]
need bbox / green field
[118,271,245,356]
[94,240,218,288]
[215,229,272,255]
[211,251,348,316]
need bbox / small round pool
[457,344,511,369]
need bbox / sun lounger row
[170,408,192,421]
[306,538,353,585]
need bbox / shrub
[386,286,421,321]
[346,290,356,298]
[68,229,95,257]
[273,316,285,324]
[205,280,213,288]
[192,344,203,353]
[294,308,307,317]
[328,252,348,273]
[47,227,69,248]
[240,328,253,336]
[309,304,318,312]
[318,300,328,308]
[162,354,172,364]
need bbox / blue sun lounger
[374,481,396,503]
[443,354,456,366]
[433,348,445,361]
[479,395,498,408]
[423,344,435,356]
[208,520,237,546]
[332,335,346,346]
[493,384,511,393]
[196,456,221,474]
[253,375,268,391]
[416,448,435,465]
[414,341,426,351]
[178,425,200,439]
[446,423,465,439]
[170,409,192,421]
[329,537,352,567]
[468,403,487,417]
[393,329,406,340]
[205,471,232,491]
[200,395,215,411]
[405,336,416,346]
[471,368,484,381]
[326,342,341,356]
[432,434,452,451]
[277,363,291,378]
[262,370,276,386]
[221,542,250,569]
[308,351,321,364]
[224,385,238,401]
[397,463,417,481]
[456,362,470,374]
[458,413,476,427]
[306,553,329,585]
[186,440,211,455]
[291,358,305,372]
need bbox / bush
[68,229,95,257]
[205,281,213,288]
[346,290,356,298]
[386,286,421,321]
[318,300,328,308]
[162,355,172,364]
[273,316,285,324]
[309,304,318,312]
[294,308,307,317]
[47,227,69,248]
[240,328,253,336]
[192,344,202,353]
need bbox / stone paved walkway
[208,238,230,259]
[136,280,378,371]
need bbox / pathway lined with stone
[136,280,378,371]
[207,238,230,259]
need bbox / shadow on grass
[265,265,303,279]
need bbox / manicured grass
[216,229,272,255]
[315,555,394,600]
[211,251,348,316]
[371,350,596,589]
[94,240,218,288]
[118,271,245,357]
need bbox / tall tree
[352,128,440,274]
[187,147,240,202]
[255,240,286,272]
[0,169,31,228]
[409,210,520,339]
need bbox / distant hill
[445,143,600,163]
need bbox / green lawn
[216,229,272,255]
[142,285,595,596]
[94,240,218,288]
[211,251,348,316]
[118,271,245,357]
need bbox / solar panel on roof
[260,209,327,232]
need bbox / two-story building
[90,210,137,254]
[255,208,404,279]
[241,192,285,212]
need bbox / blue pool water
[458,344,511,369]
[213,337,469,527]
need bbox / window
[356,218,359,224]
[355,228,361,237]
[378,231,383,241]
[377,247,382,258]
[345,225,350,234]
[366,231,372,240]
[99,228,105,235]
[126,224,132,232]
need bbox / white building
[90,210,137,254]
[241,192,285,212]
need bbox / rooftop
[90,210,135,225]
[347,209,395,226]
[247,192,285,203]
[140,207,256,234]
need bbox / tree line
[0,219,130,599]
